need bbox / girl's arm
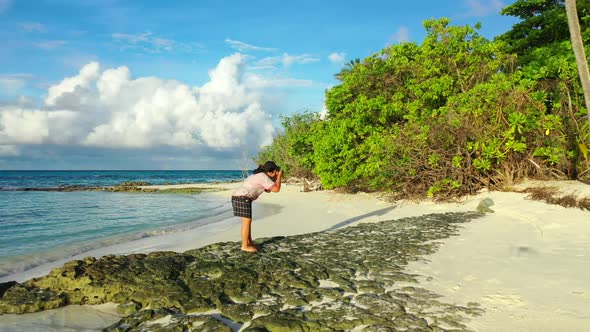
[269,170,283,193]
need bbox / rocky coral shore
[2,181,222,194]
[0,212,485,331]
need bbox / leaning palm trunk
[565,0,590,126]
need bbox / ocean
[0,170,245,279]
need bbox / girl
[231,161,282,252]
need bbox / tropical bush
[257,11,590,200]
[256,112,319,179]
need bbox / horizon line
[0,169,246,171]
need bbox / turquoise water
[0,170,244,278]
[0,170,244,189]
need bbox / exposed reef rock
[4,182,220,194]
[0,212,485,331]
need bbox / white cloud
[225,38,277,52]
[18,22,46,32]
[0,145,19,156]
[1,54,285,151]
[0,0,11,14]
[244,74,313,89]
[37,40,67,50]
[46,62,100,107]
[391,26,410,43]
[0,74,34,92]
[463,0,504,17]
[112,32,150,44]
[328,52,346,63]
[256,53,320,69]
[0,107,51,144]
[112,32,203,53]
[16,96,34,107]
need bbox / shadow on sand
[253,202,284,220]
[323,206,397,232]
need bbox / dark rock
[105,308,233,332]
[0,283,67,314]
[0,281,17,298]
[119,181,151,187]
[0,212,485,331]
[219,302,253,323]
[116,301,141,316]
[18,185,102,192]
[245,311,322,331]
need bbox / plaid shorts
[231,196,252,218]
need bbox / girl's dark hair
[253,165,265,174]
[253,160,280,174]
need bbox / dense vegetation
[257,0,590,200]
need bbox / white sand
[1,180,589,331]
[0,303,120,332]
[404,182,590,332]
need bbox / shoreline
[0,185,235,282]
[1,179,589,331]
[1,182,397,283]
[0,181,237,193]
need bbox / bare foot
[241,245,258,253]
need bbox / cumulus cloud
[0,54,281,152]
[256,53,320,69]
[15,96,35,107]
[0,0,11,14]
[225,38,277,52]
[328,52,346,63]
[46,62,100,107]
[463,0,504,17]
[0,105,84,147]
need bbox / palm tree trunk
[565,0,590,126]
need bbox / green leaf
[579,142,589,160]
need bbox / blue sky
[0,0,517,170]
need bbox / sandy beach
[0,180,589,331]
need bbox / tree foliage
[500,0,590,177]
[334,58,361,81]
[256,112,319,179]
[257,16,590,200]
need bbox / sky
[0,0,518,170]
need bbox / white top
[232,172,276,201]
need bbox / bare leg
[241,217,257,252]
